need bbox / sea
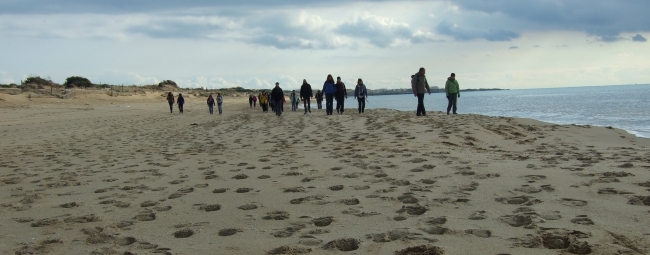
[331,84,650,138]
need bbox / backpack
[411,74,418,87]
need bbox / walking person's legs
[209,105,213,114]
[326,94,334,114]
[340,99,345,114]
[416,93,425,116]
[179,104,184,113]
[452,94,458,114]
[276,103,283,116]
[169,103,173,113]
[218,103,222,115]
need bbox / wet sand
[1,92,649,255]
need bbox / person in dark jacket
[335,76,347,114]
[177,93,185,113]
[354,78,368,114]
[322,75,336,115]
[249,95,253,108]
[411,67,431,116]
[207,94,215,114]
[290,90,299,112]
[315,90,323,109]
[166,92,174,113]
[271,82,284,117]
[300,79,313,114]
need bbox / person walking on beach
[354,78,368,114]
[177,93,185,113]
[259,92,269,112]
[271,82,284,117]
[207,94,216,114]
[322,75,336,115]
[249,95,253,108]
[335,76,347,114]
[290,90,299,112]
[411,67,431,116]
[217,93,223,115]
[166,92,175,113]
[300,79,313,114]
[253,95,258,108]
[445,73,460,115]
[315,90,323,109]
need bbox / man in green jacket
[445,73,460,115]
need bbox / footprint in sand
[395,245,444,255]
[322,238,360,251]
[561,198,588,207]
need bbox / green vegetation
[63,76,93,88]
[22,76,56,86]
[158,80,178,88]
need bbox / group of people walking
[411,68,460,116]
[257,75,368,117]
[166,92,223,114]
[165,68,460,117]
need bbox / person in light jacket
[445,73,460,115]
[216,93,223,115]
[354,78,368,114]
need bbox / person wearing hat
[445,73,460,115]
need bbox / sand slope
[1,93,649,255]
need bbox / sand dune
[1,92,649,255]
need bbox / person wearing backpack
[300,79,313,114]
[322,75,336,115]
[216,93,224,115]
[166,92,175,113]
[354,78,368,114]
[207,94,215,114]
[315,90,323,109]
[334,76,347,114]
[259,92,269,112]
[411,67,431,116]
[177,93,185,113]
[445,73,460,115]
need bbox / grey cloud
[128,22,225,39]
[447,0,650,42]
[509,46,518,49]
[436,20,519,41]
[336,14,412,47]
[0,0,387,14]
[632,34,647,42]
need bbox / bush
[22,76,55,86]
[159,80,178,88]
[63,76,93,88]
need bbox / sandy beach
[1,91,649,255]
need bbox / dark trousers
[249,101,253,107]
[447,93,458,114]
[325,94,334,114]
[317,99,322,109]
[208,104,214,114]
[357,97,365,113]
[168,102,173,113]
[275,102,283,116]
[261,103,268,112]
[303,98,311,113]
[335,95,345,113]
[416,93,425,116]
[178,103,184,113]
[253,101,256,108]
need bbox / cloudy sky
[1,0,648,90]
